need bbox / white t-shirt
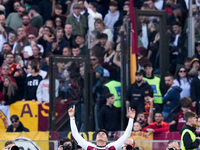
[23,44,44,56]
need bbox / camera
[62,144,72,150]
[126,145,134,150]
[168,148,177,150]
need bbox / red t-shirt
[142,121,170,132]
[174,112,186,131]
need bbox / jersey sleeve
[70,117,95,150]
[107,118,134,150]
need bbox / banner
[9,101,38,131]
[0,131,49,150]
[0,101,69,131]
[130,131,153,150]
[0,105,10,132]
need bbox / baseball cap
[135,70,144,76]
[73,3,81,9]
[191,58,199,64]
[144,90,153,97]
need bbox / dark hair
[43,26,53,35]
[30,59,39,72]
[3,42,11,47]
[144,63,152,68]
[54,26,63,35]
[164,72,173,78]
[109,1,118,7]
[72,44,80,49]
[184,57,192,63]
[97,33,108,40]
[6,52,14,57]
[175,67,190,86]
[184,111,196,122]
[5,141,15,147]
[180,97,192,108]
[95,129,108,137]
[45,52,53,58]
[90,2,98,9]
[60,137,73,145]
[10,115,19,121]
[8,31,17,37]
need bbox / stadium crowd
[1,0,200,138]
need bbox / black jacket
[126,80,152,113]
[180,124,200,149]
[191,76,200,103]
[99,105,121,131]
[6,121,29,132]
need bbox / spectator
[78,0,89,18]
[15,27,29,56]
[53,15,65,29]
[136,113,148,129]
[39,0,52,23]
[133,122,142,132]
[191,67,200,115]
[75,34,88,55]
[169,97,192,131]
[22,62,43,101]
[94,19,113,42]
[0,14,13,35]
[46,27,69,55]
[64,24,76,47]
[197,116,200,132]
[1,42,12,57]
[143,63,163,112]
[41,52,53,71]
[99,93,121,131]
[193,41,200,60]
[62,47,72,56]
[8,31,17,53]
[162,73,182,118]
[66,3,88,36]
[147,19,160,71]
[188,58,200,77]
[28,5,43,31]
[44,19,55,32]
[37,26,54,54]
[23,33,44,58]
[13,1,20,12]
[104,1,120,32]
[180,111,200,150]
[169,21,187,72]
[174,67,192,99]
[72,44,81,56]
[138,47,150,70]
[184,57,192,73]
[1,76,18,105]
[142,112,170,137]
[0,64,15,83]
[6,4,26,31]
[84,1,102,35]
[4,53,17,74]
[51,2,66,23]
[126,71,152,114]
[6,115,29,132]
[22,14,38,37]
[11,60,26,100]
[164,0,175,15]
[37,73,59,104]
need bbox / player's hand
[127,107,135,119]
[68,105,75,117]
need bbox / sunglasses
[12,120,18,123]
[179,70,186,73]
[9,34,15,37]
[2,68,9,70]
[90,58,96,61]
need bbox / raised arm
[68,106,94,150]
[109,108,135,149]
